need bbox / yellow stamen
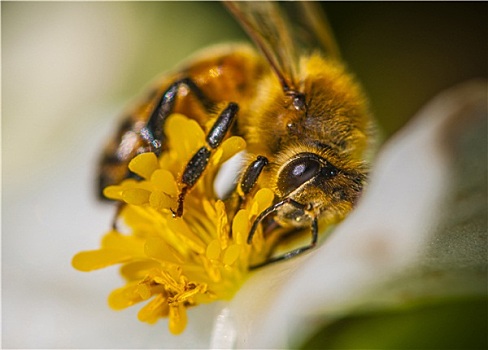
[72,113,275,334]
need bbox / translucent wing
[284,1,341,60]
[224,1,340,93]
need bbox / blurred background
[2,2,486,348]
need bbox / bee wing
[224,1,340,93]
[284,2,341,60]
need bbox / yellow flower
[72,114,274,334]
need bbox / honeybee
[98,2,375,268]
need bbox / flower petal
[214,80,487,349]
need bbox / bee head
[270,149,366,228]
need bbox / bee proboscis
[98,2,375,268]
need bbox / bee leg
[111,203,125,230]
[233,154,270,214]
[247,197,307,243]
[239,155,269,198]
[140,77,215,156]
[173,102,239,217]
[225,155,269,237]
[249,217,318,270]
[247,198,318,269]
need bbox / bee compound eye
[278,155,322,196]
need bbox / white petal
[213,80,487,349]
